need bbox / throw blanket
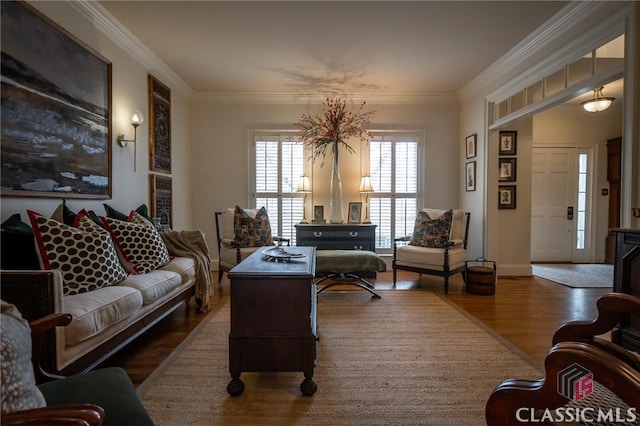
[161,230,213,312]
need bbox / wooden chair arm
[1,403,105,426]
[552,293,640,344]
[273,236,290,246]
[393,236,412,243]
[30,313,72,384]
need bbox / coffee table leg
[227,377,244,396]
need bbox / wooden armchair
[485,293,640,425]
[1,304,153,426]
[392,209,470,294]
[214,207,289,282]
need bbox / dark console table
[227,246,317,396]
[611,228,640,352]
[295,223,376,251]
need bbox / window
[576,153,588,250]
[252,133,305,242]
[368,133,421,253]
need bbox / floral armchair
[392,208,470,294]
[214,206,289,282]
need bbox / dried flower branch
[293,98,376,166]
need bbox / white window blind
[253,134,305,242]
[368,134,420,252]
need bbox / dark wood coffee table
[226,246,317,396]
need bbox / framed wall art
[148,75,171,173]
[498,158,517,182]
[465,134,477,159]
[150,174,172,229]
[498,185,516,209]
[465,161,476,192]
[498,131,517,156]
[348,202,362,224]
[1,1,112,198]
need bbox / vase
[329,143,344,224]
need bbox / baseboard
[497,264,532,276]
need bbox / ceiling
[98,1,571,97]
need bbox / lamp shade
[581,87,615,113]
[129,110,144,126]
[297,174,311,192]
[359,175,374,193]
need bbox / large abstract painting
[1,1,112,198]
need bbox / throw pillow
[101,212,170,274]
[50,200,77,226]
[233,206,273,248]
[410,209,453,248]
[1,300,47,413]
[27,210,127,296]
[103,203,153,223]
[0,214,40,270]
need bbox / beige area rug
[138,290,543,425]
[532,263,613,288]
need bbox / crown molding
[191,92,458,105]
[459,1,631,103]
[67,0,193,97]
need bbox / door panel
[531,148,576,262]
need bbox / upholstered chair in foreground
[392,208,470,294]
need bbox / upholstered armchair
[214,206,289,282]
[485,293,640,425]
[392,208,470,294]
[0,301,153,426]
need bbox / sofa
[0,206,211,376]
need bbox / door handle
[567,206,574,220]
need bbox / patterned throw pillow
[233,206,273,248]
[102,212,170,274]
[28,210,128,296]
[0,301,46,414]
[410,209,453,248]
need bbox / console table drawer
[295,224,376,251]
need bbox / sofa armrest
[1,404,105,426]
[30,313,72,384]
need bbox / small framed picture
[465,161,476,192]
[313,205,325,223]
[498,185,516,209]
[499,131,517,156]
[465,134,477,159]
[498,158,517,182]
[348,202,362,224]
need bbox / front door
[531,147,577,262]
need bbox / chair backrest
[215,208,261,243]
[419,208,469,246]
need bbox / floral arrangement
[293,98,376,166]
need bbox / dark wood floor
[104,270,611,387]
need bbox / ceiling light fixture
[581,86,615,113]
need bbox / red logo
[558,363,593,401]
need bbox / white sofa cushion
[395,245,467,271]
[117,269,182,305]
[64,286,143,346]
[159,256,196,284]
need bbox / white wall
[1,2,193,231]
[189,98,460,260]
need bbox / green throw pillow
[0,214,40,270]
[103,203,152,223]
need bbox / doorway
[531,147,594,262]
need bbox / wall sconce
[581,86,615,113]
[297,174,312,224]
[359,175,374,224]
[117,110,144,171]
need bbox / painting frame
[465,161,476,192]
[312,205,325,224]
[348,202,362,224]
[465,134,477,159]
[498,158,517,182]
[150,174,172,229]
[498,185,516,209]
[1,1,112,199]
[148,74,172,174]
[498,131,517,156]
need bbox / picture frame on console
[348,202,362,224]
[0,1,112,199]
[312,205,325,224]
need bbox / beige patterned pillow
[0,300,46,413]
